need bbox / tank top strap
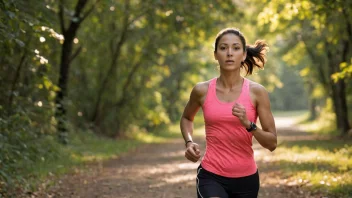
[203,77,217,106]
[238,78,250,102]
[210,77,217,92]
[243,78,250,94]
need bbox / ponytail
[242,40,268,75]
[214,28,269,75]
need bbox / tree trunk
[308,98,317,121]
[90,3,130,124]
[56,0,93,144]
[326,45,350,136]
[55,35,75,144]
[329,79,350,135]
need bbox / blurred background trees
[255,0,352,135]
[0,0,351,195]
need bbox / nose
[227,48,233,57]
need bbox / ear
[214,51,218,60]
[242,51,247,62]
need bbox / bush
[0,108,58,196]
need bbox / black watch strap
[246,122,257,132]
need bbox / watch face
[252,123,257,130]
[247,122,257,132]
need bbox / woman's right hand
[185,142,201,162]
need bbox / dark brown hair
[214,28,268,75]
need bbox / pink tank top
[201,77,258,178]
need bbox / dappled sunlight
[44,116,352,198]
[105,161,199,178]
[255,136,352,197]
[253,141,274,161]
[59,114,351,198]
[274,117,297,128]
[65,152,200,197]
[134,132,167,143]
[76,154,118,162]
[177,162,200,170]
[253,146,274,162]
[297,121,336,135]
[253,114,352,197]
[148,172,196,189]
[282,170,352,196]
[43,134,205,197]
[258,146,351,171]
[259,170,285,187]
[164,172,195,184]
[158,150,184,158]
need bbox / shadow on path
[42,117,324,198]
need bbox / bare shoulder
[248,79,268,96]
[247,79,269,107]
[192,80,211,97]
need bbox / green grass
[294,105,339,135]
[298,121,338,135]
[271,110,352,197]
[17,125,186,193]
[17,131,142,191]
[273,140,352,197]
[17,114,206,192]
[17,110,350,197]
[153,112,205,138]
[272,109,339,135]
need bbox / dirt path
[40,117,320,198]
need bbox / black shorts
[196,165,260,198]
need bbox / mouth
[225,60,234,63]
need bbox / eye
[234,47,240,50]
[220,46,226,50]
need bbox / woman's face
[214,33,246,71]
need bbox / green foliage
[1,121,181,197]
[0,0,61,195]
[254,0,352,134]
[67,0,242,135]
[1,0,350,196]
[274,140,352,197]
[332,60,352,82]
[0,109,58,196]
[0,0,244,195]
[269,61,308,111]
[298,98,338,135]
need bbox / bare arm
[180,83,207,162]
[180,83,205,144]
[251,84,277,151]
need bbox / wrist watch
[246,122,257,132]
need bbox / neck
[218,70,242,89]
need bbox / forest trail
[38,116,323,198]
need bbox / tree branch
[73,0,87,20]
[341,7,351,62]
[127,7,151,27]
[110,61,143,108]
[81,0,102,22]
[90,5,130,122]
[69,45,83,64]
[342,7,352,40]
[8,39,30,112]
[58,0,66,33]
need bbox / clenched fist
[185,142,201,163]
[232,102,250,128]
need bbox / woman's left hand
[232,102,250,128]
